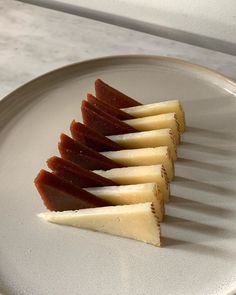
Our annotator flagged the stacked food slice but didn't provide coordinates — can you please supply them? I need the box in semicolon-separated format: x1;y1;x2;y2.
36;79;186;247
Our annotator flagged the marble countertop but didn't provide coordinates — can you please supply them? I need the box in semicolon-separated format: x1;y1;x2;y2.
1;0;236;99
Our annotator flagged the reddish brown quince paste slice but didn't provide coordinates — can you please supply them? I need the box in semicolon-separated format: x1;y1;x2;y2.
35;170;110;211
47;156;116;187
81;100;136;136
82;100;123;123
70;121;122;152
58;134;122;170
87;93;133;120
95;79;142;108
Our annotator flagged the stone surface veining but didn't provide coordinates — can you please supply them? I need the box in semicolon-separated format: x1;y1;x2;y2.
0;0;236;98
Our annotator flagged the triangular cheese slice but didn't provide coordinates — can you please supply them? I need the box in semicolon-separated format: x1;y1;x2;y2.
101;146;174;181
39;202;161;247
123;100;186;132
123;113;180;144
85;183;165;221
93;165;170;202
107;129;177;161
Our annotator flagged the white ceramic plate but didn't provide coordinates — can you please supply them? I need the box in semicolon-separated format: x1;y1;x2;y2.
0;55;236;295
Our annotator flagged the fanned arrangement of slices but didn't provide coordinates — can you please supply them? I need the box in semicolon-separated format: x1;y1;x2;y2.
36;79;186;247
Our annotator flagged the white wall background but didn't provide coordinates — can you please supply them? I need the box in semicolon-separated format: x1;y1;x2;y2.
22;0;236;54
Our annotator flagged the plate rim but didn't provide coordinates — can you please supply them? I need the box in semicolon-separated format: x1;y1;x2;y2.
0;54;236;295
0;54;235;109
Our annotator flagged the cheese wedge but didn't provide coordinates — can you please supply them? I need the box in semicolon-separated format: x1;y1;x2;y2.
93;165;170;202
107;129;177;161
38;202;161;246
85;183;165;221
123;100;186;132
101;146;174;181
123;113;180;144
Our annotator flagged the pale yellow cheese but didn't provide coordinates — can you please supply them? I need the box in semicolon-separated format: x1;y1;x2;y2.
39;202;161;247
123;113;180;144
101;146;174;181
85;183;165;221
93;165;170;202
107;129;177;161
123;100;186;132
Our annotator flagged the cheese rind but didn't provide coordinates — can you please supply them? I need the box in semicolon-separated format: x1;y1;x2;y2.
101;146;174;181
107;129;177;161
123;100;185;132
39;202;161;247
85;183;165;221
123;113;180;144
93;165;170;202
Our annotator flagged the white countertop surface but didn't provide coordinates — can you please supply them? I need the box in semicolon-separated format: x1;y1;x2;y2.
1;0;236;99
